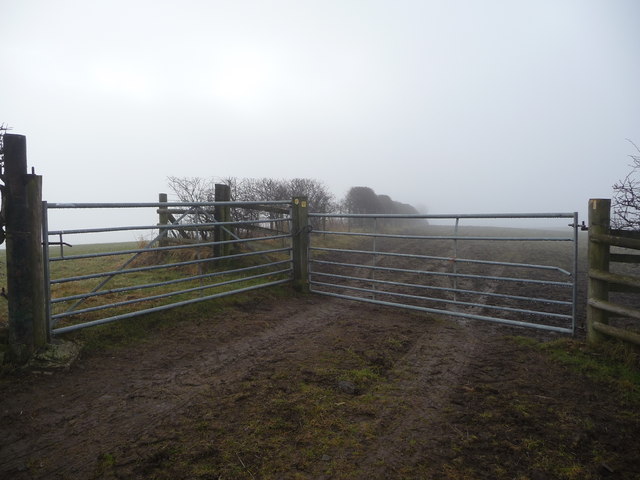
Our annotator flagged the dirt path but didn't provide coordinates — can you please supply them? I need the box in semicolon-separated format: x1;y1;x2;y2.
0;294;491;478
1;295;345;475
1;291;638;479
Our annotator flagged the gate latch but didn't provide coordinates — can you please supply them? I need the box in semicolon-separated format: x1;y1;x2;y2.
569;221;588;231
45;239;73;258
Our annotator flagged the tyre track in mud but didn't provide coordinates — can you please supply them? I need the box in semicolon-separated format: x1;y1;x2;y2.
344;236;512;473
0;296;368;479
356;318;491;474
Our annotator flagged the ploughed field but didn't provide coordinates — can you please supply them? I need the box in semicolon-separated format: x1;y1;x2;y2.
1;226;639;479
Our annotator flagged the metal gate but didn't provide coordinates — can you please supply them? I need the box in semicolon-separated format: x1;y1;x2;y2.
42;201;580;336
308;212;579;334
43;200;295;335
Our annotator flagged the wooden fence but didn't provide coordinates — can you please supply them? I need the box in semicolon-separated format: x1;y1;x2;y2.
587;198;640;346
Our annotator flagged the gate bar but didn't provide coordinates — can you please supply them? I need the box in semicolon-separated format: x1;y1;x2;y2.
312;259;573;287
51;279;291;335
49;233;290;262
47;200;292;208
312;230;573;242
52;268;292;321
311;247;572;275
317;291;573;334
312;281;572;319
311;271;573;306
48;217;291;236
312;212;576;219
51;247;291;284
52;260;292;304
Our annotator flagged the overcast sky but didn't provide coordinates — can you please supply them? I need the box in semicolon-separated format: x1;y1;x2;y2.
2;0;639;224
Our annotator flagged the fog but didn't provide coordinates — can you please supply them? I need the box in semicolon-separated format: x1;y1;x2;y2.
2;0;639;230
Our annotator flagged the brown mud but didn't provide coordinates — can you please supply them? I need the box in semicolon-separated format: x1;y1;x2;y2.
1;290;639;479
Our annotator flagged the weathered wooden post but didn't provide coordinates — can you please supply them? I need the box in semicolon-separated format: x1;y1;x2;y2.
158;193;169;247
214;184;231;257
291;196;309;292
3;134;47;364
222;187;231;256
587;198;611;344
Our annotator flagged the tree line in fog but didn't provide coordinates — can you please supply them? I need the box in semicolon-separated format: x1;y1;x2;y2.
166;176;419;216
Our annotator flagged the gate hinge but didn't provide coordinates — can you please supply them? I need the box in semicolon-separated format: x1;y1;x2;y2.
569;221;588;231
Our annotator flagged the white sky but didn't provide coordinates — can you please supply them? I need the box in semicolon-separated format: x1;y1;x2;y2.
2;0;639;225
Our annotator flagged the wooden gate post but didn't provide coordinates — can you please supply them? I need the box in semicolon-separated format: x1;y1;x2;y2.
214;184;231;257
291;197;309;292
587;198;611;344
3;134;47;364
158;193;169;247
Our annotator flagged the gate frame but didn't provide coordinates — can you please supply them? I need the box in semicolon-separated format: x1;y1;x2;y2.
42;198;302;336
307;211;579;335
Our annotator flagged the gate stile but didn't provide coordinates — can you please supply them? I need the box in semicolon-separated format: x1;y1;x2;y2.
308;212;579;334
43;200;295;335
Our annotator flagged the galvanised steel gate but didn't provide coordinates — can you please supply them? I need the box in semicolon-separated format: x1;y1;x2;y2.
42;200;579;336
308;212;579;334
43;200;295;335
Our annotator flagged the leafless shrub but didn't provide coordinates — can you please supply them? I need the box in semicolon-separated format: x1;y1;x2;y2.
166;176;337;238
612;140;640;231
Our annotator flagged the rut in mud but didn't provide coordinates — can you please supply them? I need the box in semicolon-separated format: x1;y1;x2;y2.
1;290;639;479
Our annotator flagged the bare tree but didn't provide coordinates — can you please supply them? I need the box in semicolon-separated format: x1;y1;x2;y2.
287;178;335;213
165;176;218;240
612;140;640;231
166;176;216;203
166;176;337;237
168;176;335;212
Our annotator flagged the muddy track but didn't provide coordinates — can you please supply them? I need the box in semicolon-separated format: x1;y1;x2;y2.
1;295;359;478
356;318;488;473
0;285;548;479
1;232;635;479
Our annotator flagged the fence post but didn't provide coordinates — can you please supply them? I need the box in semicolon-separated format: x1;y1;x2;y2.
3;134;47;364
587;198;611;344
158;193;169;247
291;196;309;292
214;184;231;257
